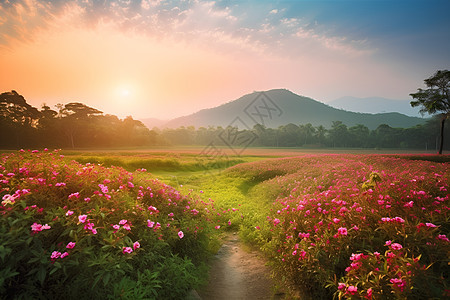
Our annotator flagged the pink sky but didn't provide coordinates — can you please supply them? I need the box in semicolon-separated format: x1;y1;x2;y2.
1;1;447;120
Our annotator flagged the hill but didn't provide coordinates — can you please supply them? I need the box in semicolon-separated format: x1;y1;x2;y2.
328;96;421;117
163;89;426;130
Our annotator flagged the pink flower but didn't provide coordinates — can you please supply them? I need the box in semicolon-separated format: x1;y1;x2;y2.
178;230;184;239
60;252;69;258
51;251;61;259
123;224;131;231
337;227;348;236
168;213;174;217
65;210;74;216
123;247;133;254
426;222;437;228
78;215;87;223
112;224;120;230
68;192;80;200
366;288;373;299
338;283;346;291
66;242;76;249
147;220;155;228
347;285;358;295
385;240;392;246
41;224;51;230
133;241;140;250
273;218;281;226
119;219;128;225
437;234;449;242
333;218;340;224
391;243;403;250
215;225;221;229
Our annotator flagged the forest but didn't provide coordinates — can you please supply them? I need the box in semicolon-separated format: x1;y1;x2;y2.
1;90;448;150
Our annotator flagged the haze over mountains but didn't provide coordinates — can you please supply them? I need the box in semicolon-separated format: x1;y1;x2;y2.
142;89;426;130
328;96;421;117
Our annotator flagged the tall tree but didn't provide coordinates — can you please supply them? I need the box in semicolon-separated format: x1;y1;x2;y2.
410;70;450;154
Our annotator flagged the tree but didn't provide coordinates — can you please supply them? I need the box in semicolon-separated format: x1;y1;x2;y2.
410;70;450;154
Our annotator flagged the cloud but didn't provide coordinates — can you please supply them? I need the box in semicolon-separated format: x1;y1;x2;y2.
0;0;375;59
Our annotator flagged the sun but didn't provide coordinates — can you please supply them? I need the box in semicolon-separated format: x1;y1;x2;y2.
119;87;131;98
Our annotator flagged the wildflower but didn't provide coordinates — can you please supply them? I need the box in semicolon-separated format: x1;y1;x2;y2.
404;201;414;208
119;219;128;225
123;224;131;231
66;242;76;249
178;230;184;239
333;218;340;224
426;222;437;228
147;220;155;228
391;243;403;250
66;210;74;216
55;182;66;187
41;224;51;230
337;227;348;236
437;234;449;242
366;288;373;299
31;223;43;232
122;247;133;254
112;224;120;230
347;285;357;295
338;283;346;291
273;218;281;226
78;215;87;223
68;192;80;200
133;241;140;250
51;251;61;259
215;225;221;229
385;240;392;246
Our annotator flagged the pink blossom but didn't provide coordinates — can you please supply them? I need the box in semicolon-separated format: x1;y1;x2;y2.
123;224;131;231
68;192;80;200
60;252;69;258
178;230;184;239
391;243;403;250
215;225;221;229
78;215;87;223
273;218;281;226
347;285;358;295
333;218;340;224
66;210;74;216
66;242;76;249
437;234;449;242
385;240;392;246
55;182;66;187
337;227;348;236
31;222;42;232
112;224;120;230
133;241;140;250
119;219;128;225
338;283;346;291
51;251;61;259
147;220;155;228
123;247;133;254
426;222;437;228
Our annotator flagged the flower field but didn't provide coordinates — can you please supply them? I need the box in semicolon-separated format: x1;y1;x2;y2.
221;154;449;299
1;150;449;299
0;150;225;299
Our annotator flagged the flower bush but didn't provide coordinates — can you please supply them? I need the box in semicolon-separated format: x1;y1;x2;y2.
0;149;218;299
225;154;449;299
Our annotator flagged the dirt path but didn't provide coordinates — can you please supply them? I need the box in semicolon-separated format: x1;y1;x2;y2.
193;233;286;300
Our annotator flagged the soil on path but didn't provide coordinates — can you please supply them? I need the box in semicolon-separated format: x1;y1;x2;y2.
194;233;286;300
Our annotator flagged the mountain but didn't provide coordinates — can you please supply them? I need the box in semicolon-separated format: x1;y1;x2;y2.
328;96;421;117
163;89;426;130
140;117;168;129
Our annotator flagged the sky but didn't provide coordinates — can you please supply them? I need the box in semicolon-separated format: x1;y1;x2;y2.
1;0;449;120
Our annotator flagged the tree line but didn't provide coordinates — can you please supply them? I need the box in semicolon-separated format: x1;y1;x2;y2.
1;90;448;151
0;91;158;149
158;119;449;150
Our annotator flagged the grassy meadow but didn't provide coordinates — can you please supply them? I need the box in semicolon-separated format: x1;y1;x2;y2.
1;148;448;299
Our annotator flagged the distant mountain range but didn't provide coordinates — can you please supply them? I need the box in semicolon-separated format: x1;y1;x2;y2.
328;96;421;117
141;89;427;130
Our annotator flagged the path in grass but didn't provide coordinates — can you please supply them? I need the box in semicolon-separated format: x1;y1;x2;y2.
194;233;285;300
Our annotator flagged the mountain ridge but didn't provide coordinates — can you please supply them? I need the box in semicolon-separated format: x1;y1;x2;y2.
151;89;426;130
